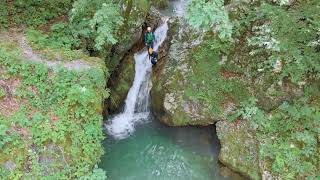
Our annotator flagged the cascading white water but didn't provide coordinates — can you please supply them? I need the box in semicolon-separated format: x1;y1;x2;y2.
173;0;188;16
106;20;169;140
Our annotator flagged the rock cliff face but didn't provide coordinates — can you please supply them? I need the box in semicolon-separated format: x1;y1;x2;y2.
106;7;163;113
151;17;242;126
106;1;319;179
149;16;261;179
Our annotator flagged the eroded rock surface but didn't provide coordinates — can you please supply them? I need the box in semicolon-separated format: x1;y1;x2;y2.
216;120;260;180
151;18;218;126
107;7;164;112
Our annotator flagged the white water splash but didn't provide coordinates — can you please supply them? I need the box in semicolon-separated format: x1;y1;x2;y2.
173;0;188;17
106;21;169;139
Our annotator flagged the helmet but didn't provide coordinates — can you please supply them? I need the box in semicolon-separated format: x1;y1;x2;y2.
147;27;152;31
148;48;153;55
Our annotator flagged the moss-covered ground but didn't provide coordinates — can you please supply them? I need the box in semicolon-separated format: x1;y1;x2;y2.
0;31;108;178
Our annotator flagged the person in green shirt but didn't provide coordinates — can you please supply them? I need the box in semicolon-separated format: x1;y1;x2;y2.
144;26;155;49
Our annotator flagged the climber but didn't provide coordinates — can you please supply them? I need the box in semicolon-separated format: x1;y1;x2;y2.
144;26;155;49
148;47;158;66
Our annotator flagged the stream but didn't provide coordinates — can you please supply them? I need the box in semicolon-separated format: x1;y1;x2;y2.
100;1;242;179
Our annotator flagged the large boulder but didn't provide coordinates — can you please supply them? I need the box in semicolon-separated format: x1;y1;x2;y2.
145;7;163;30
151;18;218;126
216;120;261;180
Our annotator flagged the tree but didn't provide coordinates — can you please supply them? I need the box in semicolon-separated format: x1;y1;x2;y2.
70;0;123;50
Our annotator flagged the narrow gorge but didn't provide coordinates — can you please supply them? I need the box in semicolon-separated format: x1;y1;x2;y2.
0;0;319;179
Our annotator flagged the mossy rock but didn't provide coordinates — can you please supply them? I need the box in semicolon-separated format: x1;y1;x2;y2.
216;120;261;180
151;18;250;126
108;55;135;112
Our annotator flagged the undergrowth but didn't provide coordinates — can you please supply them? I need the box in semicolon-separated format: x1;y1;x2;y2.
222;0;320;178
0;0;73;28
0;47;108;179
186;38;250;115
26;28;83;62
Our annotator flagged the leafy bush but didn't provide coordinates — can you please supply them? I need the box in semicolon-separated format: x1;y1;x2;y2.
197;0;320;178
70;0;124;50
187;0;233;41
0;0;73;28
80;165;107;180
26;28;90;61
0;45;108;178
228;96;319;178
242;1;320;83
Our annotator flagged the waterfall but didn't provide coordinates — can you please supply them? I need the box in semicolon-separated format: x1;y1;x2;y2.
173;0;188;16
106;20;169;140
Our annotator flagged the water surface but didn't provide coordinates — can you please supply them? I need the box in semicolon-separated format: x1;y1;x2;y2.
100;1;242;179
100;117;235;180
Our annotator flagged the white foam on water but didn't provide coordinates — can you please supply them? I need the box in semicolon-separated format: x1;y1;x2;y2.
106;21;169;140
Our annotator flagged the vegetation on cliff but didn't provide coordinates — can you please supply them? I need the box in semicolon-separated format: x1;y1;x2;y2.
186;0;319;178
1;0;319;179
0;34;108;178
0;0;167;178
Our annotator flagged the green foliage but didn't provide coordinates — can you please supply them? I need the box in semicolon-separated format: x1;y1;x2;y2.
70;0;124;50
67;0;151;70
229;96;319;178
0;124;14;149
240;1;320;83
227;97;260;122
0;87;5;100
49;22;80;49
27;27;76;50
26;28;94;62
187;0;233;41
213;1;320;178
248;24;280;54
0;4;8;29
0;45;108;178
186;38;250;115
0;0;73;28
80;165;107;180
90;2;124;49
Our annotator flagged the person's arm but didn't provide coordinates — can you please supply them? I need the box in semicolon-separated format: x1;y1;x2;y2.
144;33;147;44
152;33;156;41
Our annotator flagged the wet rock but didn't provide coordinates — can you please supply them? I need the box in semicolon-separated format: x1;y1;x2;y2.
113;28;142;57
216;120;261;180
106;7;165;113
145;7;163;30
107;55;135;112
